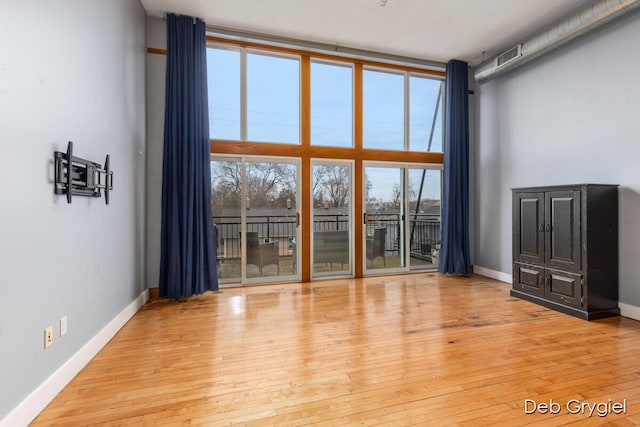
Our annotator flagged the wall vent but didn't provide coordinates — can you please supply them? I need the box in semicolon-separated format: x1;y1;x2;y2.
476;0;640;83
495;44;523;68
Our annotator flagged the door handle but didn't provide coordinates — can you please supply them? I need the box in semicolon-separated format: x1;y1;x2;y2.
539;224;544;232
363;212;368;225
296;212;300;228
546;224;551;232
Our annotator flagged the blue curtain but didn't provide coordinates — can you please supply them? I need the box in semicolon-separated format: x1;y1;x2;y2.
159;14;218;298
439;60;471;275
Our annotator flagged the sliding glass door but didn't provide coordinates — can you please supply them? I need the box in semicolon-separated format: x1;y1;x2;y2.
311;160;353;278
211;157;439;283
211;156;300;285
363;164;407;275
363;162;442;275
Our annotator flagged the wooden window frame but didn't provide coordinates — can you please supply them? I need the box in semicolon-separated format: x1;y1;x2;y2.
149;36;445;281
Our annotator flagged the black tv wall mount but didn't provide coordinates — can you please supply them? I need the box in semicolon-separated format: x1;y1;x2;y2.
54;141;113;204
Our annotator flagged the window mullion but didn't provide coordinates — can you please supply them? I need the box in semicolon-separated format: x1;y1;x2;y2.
426;82;442;152
240;48;247;141
404;72;410;151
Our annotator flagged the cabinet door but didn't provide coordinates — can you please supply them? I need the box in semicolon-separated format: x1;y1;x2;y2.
513;192;544;264
513;263;545;297
545;190;581;271
545;269;583;308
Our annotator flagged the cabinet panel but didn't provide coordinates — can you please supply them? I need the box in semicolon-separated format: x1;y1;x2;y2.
513;263;545;297
546;269;582;308
545;190;581;271
513;192;544;264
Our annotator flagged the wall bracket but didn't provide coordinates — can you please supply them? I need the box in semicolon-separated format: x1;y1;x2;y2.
54;141;113;204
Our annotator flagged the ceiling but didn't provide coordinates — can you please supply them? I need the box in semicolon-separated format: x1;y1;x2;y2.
140;0;595;66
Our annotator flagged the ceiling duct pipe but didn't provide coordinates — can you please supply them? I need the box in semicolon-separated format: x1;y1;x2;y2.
475;0;640;83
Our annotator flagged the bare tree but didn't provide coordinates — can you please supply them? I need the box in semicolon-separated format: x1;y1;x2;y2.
321;165;350;207
312;166;326;207
211;161;242;213
312;165;351;208
211;161;298;209
390;184;401;210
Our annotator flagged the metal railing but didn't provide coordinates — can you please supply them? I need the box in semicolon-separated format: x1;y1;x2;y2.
313;214;350;232
213;213;440;260
366;214;440;258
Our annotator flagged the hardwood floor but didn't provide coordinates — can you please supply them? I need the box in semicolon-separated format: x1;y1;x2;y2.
32;273;640;426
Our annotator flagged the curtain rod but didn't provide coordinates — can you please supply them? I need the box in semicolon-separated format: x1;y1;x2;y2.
157;14;446;72
204;24;446;72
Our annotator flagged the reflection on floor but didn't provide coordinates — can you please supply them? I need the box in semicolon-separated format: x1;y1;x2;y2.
217;255;436;279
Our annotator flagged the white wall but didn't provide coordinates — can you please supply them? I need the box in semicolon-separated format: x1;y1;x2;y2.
473;9;640;308
0;0;146;421
146;16;166;289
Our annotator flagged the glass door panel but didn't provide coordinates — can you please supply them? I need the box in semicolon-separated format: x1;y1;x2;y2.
363;165;407;274
311;161;353;278
408;168;442;271
210;157;242;284
245;160;299;281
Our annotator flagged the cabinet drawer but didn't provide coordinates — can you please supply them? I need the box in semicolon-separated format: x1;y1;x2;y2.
513;263;545;297
546;269;582;308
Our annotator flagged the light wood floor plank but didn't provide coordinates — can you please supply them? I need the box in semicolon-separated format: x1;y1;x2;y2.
31;273;640;425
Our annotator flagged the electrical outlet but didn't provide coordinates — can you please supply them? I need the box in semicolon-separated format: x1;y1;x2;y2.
44;326;53;349
60;316;68;336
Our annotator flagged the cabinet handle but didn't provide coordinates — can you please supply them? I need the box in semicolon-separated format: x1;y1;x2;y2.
546;224;551;232
539;224;544;232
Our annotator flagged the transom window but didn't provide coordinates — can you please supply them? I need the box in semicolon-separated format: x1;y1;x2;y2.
207;46;300;144
310;60;353;148
207;46;241;140
207;44;443;153
363;68;443;152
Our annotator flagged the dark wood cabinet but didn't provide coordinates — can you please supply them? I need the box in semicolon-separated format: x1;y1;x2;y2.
512;184;619;320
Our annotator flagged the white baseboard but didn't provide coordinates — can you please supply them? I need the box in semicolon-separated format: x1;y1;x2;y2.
473;265;512;283
619;302;640;321
0;289;149;427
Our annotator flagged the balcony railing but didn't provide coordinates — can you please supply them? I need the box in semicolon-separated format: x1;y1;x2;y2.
213;213;440;262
